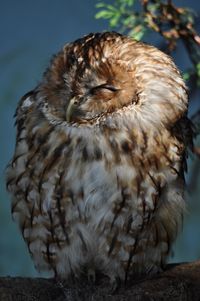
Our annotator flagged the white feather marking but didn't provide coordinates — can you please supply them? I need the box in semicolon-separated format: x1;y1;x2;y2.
22;96;33;109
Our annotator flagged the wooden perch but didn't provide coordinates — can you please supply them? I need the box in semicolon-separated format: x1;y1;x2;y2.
1;260;200;300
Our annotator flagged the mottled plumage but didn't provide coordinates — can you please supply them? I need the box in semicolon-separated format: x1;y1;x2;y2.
6;32;190;283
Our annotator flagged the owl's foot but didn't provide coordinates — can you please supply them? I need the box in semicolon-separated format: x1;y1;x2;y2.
55;282;78;301
109;276;121;293
54;281;70;299
87;268;96;283
146;264;163;275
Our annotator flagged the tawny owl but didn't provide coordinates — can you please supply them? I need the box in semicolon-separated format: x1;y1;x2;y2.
6;32;190;284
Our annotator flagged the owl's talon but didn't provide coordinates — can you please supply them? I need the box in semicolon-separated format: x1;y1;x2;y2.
109;276;121;293
55;280;65;289
87;268;96;283
54;281;72;299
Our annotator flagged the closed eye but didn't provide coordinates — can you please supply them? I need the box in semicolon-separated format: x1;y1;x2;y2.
90;84;119;94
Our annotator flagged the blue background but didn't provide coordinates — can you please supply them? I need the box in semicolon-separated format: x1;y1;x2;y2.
0;0;200;277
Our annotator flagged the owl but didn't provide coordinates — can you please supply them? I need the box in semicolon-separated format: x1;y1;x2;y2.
6;32;190;285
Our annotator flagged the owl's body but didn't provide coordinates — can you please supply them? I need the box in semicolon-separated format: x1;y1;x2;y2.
6;32;189;282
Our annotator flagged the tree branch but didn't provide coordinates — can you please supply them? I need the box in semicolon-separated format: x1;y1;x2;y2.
141;0;200;64
1;261;200;301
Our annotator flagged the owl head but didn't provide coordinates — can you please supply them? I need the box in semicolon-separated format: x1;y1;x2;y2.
38;32;188;129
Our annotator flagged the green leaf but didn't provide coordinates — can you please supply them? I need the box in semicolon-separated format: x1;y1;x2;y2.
96;3;106;8
110;14;121;27
118;0;134;6
123;15;136;26
95;10;115;19
196;62;200;75
183;72;190;81
127;0;134;6
128;25;146;41
195;63;200;86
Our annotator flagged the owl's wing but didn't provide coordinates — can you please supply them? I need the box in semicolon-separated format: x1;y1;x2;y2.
172;116;195;172
6;91;38;226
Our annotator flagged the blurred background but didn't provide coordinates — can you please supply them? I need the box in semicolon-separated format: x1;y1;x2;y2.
0;0;200;277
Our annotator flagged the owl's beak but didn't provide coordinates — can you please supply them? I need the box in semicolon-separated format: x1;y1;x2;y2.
66;97;78;122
